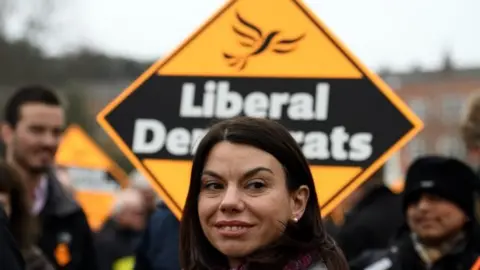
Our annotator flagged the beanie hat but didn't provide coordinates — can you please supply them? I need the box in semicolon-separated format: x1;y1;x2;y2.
403;155;480;219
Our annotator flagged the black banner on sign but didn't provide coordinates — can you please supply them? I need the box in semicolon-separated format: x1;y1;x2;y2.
105;75;413;167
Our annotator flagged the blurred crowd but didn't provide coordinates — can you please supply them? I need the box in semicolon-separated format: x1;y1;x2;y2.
2;84;480;270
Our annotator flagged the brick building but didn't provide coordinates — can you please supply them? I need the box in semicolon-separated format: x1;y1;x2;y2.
381;56;480;170
2;55;478;173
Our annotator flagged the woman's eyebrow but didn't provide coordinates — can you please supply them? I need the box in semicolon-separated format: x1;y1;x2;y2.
202;167;273;180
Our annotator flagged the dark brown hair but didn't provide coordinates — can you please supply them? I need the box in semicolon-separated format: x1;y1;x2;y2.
180;117;348;270
0;161;36;248
4;85;61;128
460;90;480;150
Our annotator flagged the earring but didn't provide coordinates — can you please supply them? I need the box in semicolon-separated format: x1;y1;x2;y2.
292;217;298;223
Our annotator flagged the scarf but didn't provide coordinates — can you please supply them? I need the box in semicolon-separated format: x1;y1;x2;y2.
231;251;320;270
411;232;466;268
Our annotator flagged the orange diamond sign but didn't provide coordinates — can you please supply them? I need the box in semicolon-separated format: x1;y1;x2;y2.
97;0;423;219
56;124;129;189
55;124;129;229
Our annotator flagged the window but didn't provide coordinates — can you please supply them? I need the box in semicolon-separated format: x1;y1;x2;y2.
406;137;427;161
408;98;428;121
441;94;464;125
435;135;466;158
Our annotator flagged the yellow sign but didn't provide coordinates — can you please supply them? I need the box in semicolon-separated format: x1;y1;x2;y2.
55;124;129;229
96;0;423;219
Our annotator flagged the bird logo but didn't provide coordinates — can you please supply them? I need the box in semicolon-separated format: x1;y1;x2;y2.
223;12;306;71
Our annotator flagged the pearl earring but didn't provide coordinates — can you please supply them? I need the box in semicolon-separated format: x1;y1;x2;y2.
292;217;298;222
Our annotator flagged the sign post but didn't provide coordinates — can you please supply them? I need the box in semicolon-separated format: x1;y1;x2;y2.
97;0;423;219
55;124;129;230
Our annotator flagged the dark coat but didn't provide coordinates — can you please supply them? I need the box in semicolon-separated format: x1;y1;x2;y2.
95;218;143;270
334;186;404;261
350;226;480;270
134;204;180;270
37;172;98;270
22;246;55;270
0;205;25;270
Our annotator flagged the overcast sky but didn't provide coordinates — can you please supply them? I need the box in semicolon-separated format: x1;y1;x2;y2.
8;0;479;72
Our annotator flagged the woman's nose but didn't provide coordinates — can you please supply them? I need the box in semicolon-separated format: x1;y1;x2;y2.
219;185;245;213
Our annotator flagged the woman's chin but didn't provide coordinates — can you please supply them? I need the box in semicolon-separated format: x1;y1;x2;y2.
217;243;255;259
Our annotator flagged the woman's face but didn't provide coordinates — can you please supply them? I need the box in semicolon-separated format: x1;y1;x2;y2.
0;192;11;217
198;142;309;266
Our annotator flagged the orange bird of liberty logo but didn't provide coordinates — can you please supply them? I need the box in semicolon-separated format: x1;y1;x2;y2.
223;12;306;71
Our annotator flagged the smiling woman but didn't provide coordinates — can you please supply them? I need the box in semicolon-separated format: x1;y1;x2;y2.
180;116;348;270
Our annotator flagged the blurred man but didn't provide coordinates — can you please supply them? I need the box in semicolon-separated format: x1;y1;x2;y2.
332;167;404;261
350;156;480;270
130;170;158;218
1;85;97;269
95;188;147;270
0;204;25;270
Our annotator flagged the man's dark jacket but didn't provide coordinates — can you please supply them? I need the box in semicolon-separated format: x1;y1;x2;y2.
0;205;25;270
334;185;404;261
95;218;143;270
37;171;98;270
134;203;180;270
350;225;480;270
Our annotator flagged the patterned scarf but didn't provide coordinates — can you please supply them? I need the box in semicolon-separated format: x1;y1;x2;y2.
231;251;320;270
411;232;466;268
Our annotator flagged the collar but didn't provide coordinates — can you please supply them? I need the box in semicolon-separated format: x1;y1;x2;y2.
100;218;143;243
31;176;48;215
40;170;79;217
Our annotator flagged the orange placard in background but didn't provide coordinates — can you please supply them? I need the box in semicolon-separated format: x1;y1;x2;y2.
56;124;129;230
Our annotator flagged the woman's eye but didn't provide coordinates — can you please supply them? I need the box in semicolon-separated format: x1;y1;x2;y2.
246;180;266;189
203;182;224;190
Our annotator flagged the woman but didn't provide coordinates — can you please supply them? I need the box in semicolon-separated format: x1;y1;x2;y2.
180;117;348;270
0;161;55;270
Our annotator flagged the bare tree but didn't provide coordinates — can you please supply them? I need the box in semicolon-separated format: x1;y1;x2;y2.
0;0;14;36
0;0;64;44
22;0;61;45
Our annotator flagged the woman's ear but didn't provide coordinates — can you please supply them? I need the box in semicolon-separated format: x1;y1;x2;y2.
290;185;309;221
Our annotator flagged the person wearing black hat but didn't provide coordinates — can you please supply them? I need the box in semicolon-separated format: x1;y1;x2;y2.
349;155;480;270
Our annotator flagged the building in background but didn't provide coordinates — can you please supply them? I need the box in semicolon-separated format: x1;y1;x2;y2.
2;55;479;177
382;55;480;170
